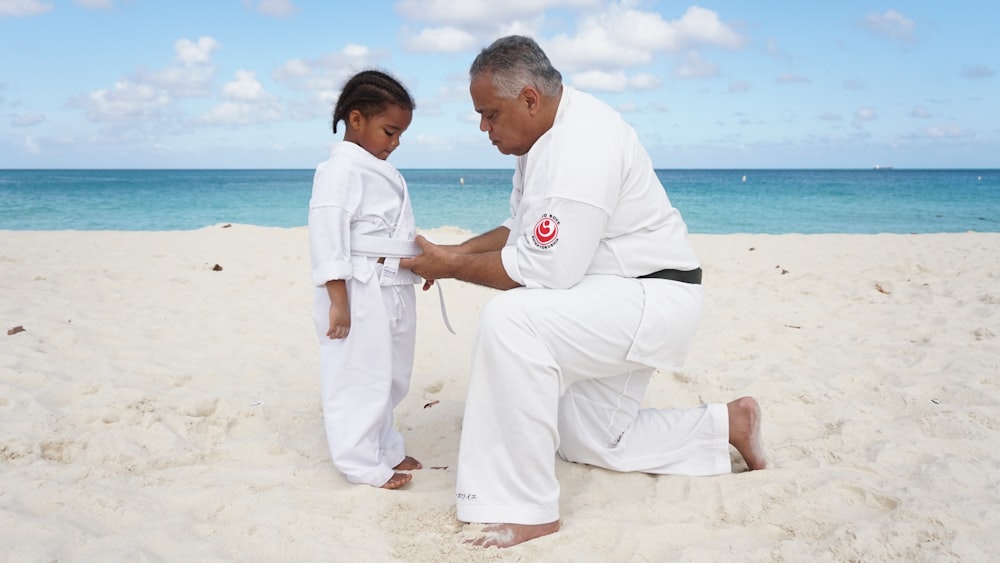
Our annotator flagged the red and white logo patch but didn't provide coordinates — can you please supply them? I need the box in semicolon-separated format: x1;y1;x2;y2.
531;214;559;249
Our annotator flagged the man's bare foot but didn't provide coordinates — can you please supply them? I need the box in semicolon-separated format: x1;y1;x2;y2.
727;396;768;470
465;521;560;548
380;472;412;490
393;456;422;471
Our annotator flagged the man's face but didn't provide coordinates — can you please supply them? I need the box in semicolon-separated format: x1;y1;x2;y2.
470;74;537;156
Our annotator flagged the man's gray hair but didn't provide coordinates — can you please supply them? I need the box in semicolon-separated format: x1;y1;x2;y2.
469;35;563;99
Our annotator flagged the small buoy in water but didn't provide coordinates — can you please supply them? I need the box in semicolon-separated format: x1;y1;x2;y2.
459;177;464;185
978;176;982;181
742;175;747;183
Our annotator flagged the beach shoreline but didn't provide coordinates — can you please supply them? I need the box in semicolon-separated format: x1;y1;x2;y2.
1;225;997;561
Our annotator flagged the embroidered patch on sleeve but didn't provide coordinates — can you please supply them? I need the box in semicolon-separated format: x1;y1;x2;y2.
531;214;559;249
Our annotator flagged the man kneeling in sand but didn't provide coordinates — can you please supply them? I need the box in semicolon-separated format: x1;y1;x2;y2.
401;35;767;548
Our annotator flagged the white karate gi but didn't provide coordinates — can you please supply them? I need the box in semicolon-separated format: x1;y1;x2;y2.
308;141;419;487
455;87;732;525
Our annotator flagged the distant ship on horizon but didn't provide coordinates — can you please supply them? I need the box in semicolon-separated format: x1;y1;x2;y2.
873;164;894;170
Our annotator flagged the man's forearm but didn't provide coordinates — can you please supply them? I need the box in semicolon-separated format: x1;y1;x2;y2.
455;226;510;254
450;249;520;290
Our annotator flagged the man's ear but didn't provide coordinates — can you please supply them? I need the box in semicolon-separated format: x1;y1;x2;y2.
521;86;541;114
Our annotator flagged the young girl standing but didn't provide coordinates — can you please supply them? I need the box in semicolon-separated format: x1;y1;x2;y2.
308;69;422;490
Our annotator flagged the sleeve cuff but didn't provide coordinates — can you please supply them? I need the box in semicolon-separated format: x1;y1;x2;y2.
311;260;353;287
500;245;526;287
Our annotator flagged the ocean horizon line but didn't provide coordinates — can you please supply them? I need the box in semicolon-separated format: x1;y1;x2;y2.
2;166;998;172
3;168;996;234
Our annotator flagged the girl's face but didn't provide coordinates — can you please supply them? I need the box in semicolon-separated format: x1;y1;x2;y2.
344;104;413;160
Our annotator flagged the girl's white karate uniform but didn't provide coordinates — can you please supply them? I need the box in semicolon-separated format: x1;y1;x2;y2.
455;87;731;526
308;141;420;488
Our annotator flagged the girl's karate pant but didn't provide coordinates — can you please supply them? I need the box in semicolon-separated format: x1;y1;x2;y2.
313;277;416;488
455;275;731;525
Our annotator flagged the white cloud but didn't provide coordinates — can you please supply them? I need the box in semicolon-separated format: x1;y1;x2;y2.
917;123;975;139
414;100;443;117
675;51;718;79
618;101;638;113
10;112;45;126
138;37;220;98
776;73;810;84
404;26;479;53
395;0;598;25
572;69;627;92
664;5;745;49
910;106;932;118
221;70;274;102
572;70;667;92
275;59;310;80
273;44;379;93
24;136;41;153
397;3;547;54
199;70;281;126
285;95;331;121
765;38;791;63
198;100;282;126
145;65;215;98
243;0;297;17
852;106;877;129
728;80;751;93
547;27;654;71
628;73;661;90
0;0;52;17
413;132;454;147
175;36;219;66
437;81;472;102
861;10;916;44
548;5;744;73
961;64;995;79
71;36;219;125
81;79;171;122
73;0;113;9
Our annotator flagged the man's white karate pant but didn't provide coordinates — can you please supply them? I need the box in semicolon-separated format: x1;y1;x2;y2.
313;276;416;487
455;275;731;525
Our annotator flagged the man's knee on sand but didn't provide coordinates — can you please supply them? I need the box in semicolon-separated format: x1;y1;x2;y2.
477;289;532;333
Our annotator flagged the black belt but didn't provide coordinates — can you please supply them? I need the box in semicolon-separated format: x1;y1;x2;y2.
638;267;702;284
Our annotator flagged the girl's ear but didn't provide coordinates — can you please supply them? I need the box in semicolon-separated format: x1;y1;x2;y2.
348;109;365;131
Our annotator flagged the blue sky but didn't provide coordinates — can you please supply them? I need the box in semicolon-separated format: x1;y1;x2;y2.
1;0;996;169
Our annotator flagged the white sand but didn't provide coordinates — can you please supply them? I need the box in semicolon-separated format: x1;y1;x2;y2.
1;225;997;561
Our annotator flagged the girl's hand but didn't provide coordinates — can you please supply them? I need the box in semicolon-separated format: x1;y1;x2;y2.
327;304;351;339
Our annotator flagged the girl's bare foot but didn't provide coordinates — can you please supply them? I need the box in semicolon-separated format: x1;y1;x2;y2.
380;472;412;489
465;521;560;548
727;396;768;470
394;456;422;471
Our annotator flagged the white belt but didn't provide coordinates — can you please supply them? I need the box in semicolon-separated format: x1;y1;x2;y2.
351;234;421;258
351;234;455;334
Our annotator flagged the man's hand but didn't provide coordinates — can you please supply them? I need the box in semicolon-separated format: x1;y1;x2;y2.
401;235;452;281
401;233;519;291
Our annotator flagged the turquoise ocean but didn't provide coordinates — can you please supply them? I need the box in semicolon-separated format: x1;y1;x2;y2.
1;168;998;234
